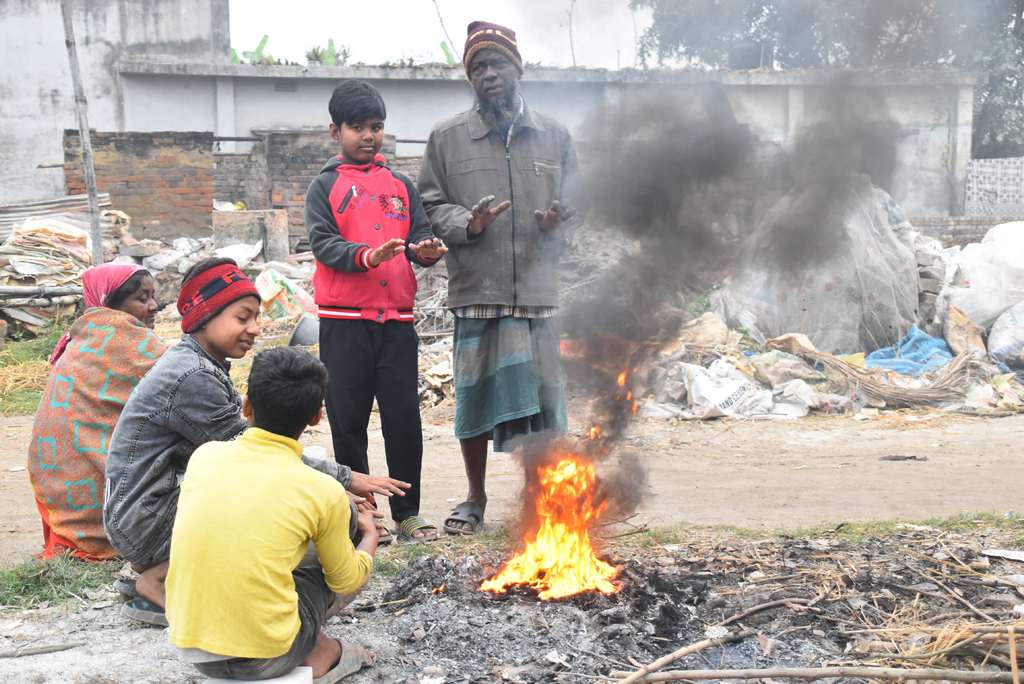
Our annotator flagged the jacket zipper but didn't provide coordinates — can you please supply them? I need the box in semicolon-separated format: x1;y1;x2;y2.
338;184;357;215
506;147;517;306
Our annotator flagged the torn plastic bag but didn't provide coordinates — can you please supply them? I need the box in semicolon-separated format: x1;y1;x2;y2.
864;325;954;376
988;301;1024;369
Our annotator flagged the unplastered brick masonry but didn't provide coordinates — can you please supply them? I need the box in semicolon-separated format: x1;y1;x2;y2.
64;130;215;240
65;130;416;251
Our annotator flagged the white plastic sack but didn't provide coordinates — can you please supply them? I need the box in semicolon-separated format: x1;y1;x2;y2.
677;361;774;419
988;301;1024;369
143;249;184;274
942;222;1024;330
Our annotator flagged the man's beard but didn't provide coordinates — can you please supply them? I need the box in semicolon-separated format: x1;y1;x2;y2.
475;80;521;130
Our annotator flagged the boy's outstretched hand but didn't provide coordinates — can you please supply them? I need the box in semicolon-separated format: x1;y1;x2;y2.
368;238;407;266
407;238;448;260
534;200;576;234
468;195;511;235
349;471;410;499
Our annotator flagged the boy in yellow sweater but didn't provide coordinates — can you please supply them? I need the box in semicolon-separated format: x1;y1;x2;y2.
166;347;378;682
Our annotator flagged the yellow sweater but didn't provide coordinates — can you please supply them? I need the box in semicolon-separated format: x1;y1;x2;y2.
166;428;372;659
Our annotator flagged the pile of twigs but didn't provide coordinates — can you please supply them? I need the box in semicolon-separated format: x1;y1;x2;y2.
796;348;978;407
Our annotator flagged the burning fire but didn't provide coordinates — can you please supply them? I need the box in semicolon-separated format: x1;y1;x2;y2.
479;455;618;600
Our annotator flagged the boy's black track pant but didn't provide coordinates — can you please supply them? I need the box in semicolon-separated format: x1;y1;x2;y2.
319;318;421;523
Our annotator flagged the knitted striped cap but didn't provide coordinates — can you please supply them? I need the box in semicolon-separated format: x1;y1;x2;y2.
463;21;524;79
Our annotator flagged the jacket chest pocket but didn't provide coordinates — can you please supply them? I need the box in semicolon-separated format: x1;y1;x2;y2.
444;157;502;205
516;157;562;204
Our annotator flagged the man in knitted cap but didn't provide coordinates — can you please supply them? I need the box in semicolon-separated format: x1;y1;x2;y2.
418;21;584;535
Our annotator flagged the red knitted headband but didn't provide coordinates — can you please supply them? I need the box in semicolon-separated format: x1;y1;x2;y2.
177;263;260;333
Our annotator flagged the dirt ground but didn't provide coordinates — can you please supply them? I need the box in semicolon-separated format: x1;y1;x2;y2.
3;397;1022;565
2;398;1023;683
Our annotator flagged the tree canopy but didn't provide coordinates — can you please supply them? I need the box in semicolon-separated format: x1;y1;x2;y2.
630;0;1024;157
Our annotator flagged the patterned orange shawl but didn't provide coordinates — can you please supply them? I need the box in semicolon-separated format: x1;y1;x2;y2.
28;308;166;560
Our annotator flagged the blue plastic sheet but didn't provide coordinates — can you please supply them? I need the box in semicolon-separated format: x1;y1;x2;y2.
864;325;954;376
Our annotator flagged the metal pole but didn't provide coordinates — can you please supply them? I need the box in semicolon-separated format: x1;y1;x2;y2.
60;0;104;267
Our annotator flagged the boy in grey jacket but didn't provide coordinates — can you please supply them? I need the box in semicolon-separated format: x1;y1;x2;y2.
104;258;408;626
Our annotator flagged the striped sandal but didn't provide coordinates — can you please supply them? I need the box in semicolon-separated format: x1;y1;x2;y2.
397;516;438;542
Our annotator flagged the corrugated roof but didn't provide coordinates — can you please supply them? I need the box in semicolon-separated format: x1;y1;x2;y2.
0;194;111;241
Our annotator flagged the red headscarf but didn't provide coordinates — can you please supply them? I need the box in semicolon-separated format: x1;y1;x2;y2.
50;263;147;365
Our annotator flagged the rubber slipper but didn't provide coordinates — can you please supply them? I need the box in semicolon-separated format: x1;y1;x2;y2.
443;501;484;536
377;526;394;547
121;597;168;627
113;577;141;599
313;639;375;683
397;515;438;542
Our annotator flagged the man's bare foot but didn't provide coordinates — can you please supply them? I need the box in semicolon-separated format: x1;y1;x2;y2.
134;561;169;608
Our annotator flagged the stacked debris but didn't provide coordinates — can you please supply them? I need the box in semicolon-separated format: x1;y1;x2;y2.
565;308;1022;422
329;525;1024;684
0;218;92;334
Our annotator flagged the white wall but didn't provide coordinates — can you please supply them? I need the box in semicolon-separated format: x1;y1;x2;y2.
0;0;228;203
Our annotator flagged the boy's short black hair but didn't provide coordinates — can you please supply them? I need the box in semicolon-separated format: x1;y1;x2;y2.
182;257;238;284
329;80;387;127
106;270;152;310
247;347;329;437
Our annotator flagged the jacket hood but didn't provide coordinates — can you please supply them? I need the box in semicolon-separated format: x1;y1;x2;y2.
319;153;388;175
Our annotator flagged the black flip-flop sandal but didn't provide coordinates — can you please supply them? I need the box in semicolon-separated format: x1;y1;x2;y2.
375;525;394;546
113;577;141;599
443;501;484;536
121;597;168;627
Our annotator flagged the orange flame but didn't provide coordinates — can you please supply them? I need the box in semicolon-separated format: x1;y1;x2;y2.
480;455;618;600
585;426;601;441
432;584;445;594
617;371;627;387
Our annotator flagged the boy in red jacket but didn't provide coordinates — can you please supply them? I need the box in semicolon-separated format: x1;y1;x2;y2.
305;80;447;542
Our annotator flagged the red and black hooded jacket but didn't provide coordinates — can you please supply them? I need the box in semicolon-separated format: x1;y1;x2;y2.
305;154;439;323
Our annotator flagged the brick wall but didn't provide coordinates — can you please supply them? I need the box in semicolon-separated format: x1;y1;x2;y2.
64;130;214;239
393;155;423;183
910;215;1024;246
212;152;249;204
251;131;396;252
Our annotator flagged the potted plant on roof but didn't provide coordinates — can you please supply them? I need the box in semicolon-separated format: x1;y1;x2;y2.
324;39;351;66
306;45;324;66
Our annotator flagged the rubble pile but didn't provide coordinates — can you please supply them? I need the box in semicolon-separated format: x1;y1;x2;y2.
327;526;1024;683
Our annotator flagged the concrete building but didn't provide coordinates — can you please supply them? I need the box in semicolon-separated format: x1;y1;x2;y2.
0;0;230;203
0;0;982;219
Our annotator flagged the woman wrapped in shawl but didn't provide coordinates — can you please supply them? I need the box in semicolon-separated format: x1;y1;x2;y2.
28;263;166;560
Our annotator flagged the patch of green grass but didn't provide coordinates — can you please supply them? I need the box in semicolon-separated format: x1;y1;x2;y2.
0;322;70;367
0;388;42;415
371;526;511;581
0;553;120;609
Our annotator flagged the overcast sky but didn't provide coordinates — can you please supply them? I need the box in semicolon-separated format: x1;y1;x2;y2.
229;0;654;70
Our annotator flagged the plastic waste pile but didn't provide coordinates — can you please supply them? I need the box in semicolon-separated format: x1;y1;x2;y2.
568;309;1022;422
713;176;919;355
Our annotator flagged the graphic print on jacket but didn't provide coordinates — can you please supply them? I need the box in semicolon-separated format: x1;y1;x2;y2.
305;153;438;323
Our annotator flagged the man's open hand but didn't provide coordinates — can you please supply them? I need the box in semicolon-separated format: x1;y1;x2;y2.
368;238;407;266
349;472;410;499
534;200;575;233
407;238;448;260
468;195;511;235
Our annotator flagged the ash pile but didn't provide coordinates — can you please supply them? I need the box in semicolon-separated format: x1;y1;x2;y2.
327;524;1024;684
